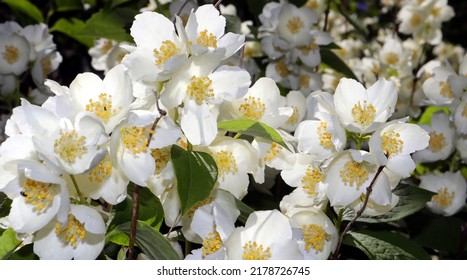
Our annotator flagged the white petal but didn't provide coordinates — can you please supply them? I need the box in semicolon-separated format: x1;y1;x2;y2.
180;101;218;146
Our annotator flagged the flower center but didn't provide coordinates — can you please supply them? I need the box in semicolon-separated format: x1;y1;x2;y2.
153;40;179;65
318;121;333;149
54;130;88;164
339;160;370;189
242;241;271;260
351;101;376;128
201;229;223;258
214;150;238;180
432;187;454;208
306;0;319;10
239;96;266;120
197;29;217;48
385;52;400;66
263;142;283;163
286;106;299;125
462;104;467;118
431;7;441;17
302;166;323;196
121;126;149;155
410;14;422;27
438;80;454;99
151;147;171;174
42;57;52;77
299;73;310;88
287;16;304;34
382;130;404;157
299;38;319;56
85;93;120;122
187;76;214;104
303;224;329;252
55;213;86;248
428;131;446;152
2;45;19;64
88;156;112;183
275;60;289;77
22;178;58;212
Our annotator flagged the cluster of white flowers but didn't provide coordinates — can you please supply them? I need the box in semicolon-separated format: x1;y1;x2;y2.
0;0;465;260
0;21;62;103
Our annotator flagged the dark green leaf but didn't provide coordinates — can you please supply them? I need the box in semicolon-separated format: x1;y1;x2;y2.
321;42;341;50
343;229;430;260
343;183;434;223
171;145;218;215
118;221;181;259
235;196;254;224
0;228;21;260
3;0;44;23
81;7;137;42
6;244;38;260
50;18;94;47
335;3;369;37
218;119;289;150
54;0;83;12
224;15;242;34
412;216;463;253
320;49;358;80
0;193;11;218
108;186;164;230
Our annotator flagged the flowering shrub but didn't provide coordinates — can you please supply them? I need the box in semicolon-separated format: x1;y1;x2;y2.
0;0;465;260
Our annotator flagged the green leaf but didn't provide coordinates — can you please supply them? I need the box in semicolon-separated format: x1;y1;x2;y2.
50;18;94;47
54;0;83;12
343;229;430;260
108;186;164;230
171;145;218;215
416;106;450;125
0;193;11;218
81;7;137;42
320;48;358;80
0;228;21;260
218;119;289;150
343;183;434;223
224;15;242;34
234;196;254;224
6;244;38;260
412;216;464;253
107;231;130;246
335;3;369;37
3;0;44;23
118;221;181;259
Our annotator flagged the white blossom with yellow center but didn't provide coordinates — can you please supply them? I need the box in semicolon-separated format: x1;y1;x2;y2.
422;65;461;106
0;33;30;75
419;171;466;216
69;64;133;134
369;119;429;178
334;78;398;133
413;111;456;163
225;210;302;260
325;150;391;207
33;205;106;259
276;3;317;46
183;4;245;58
8;161;70;234
285;207;337;260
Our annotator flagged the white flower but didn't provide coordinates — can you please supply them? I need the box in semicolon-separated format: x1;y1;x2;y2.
224;210;302;260
280;90;307;132
89;39;130;73
419;171;466;216
0;33;30;75
183;4;245;58
413;111;456;163
31;49;62;89
122;10;187;82
292;30;332;68
334;78;398;133
33;204;106;259
21;100;108;174
325;150;391;207
422;65;460;106
231;77;293;129
369;119;429;178
285;207;337;260
69;65;134;133
7;160;69;233
276;4;317;46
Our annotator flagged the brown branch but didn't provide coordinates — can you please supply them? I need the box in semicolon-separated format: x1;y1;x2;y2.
214;0;223;8
331;165;385;259
323;0;332;32
127;184;140;260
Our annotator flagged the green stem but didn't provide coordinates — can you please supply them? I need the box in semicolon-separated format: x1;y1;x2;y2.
334;208;344;233
69;174;86;204
233;132;242;139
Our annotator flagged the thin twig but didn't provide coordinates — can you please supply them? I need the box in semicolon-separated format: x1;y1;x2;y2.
323;0;332;32
332;165;385;260
214;0;223;8
127;184;140;260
